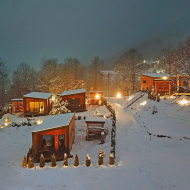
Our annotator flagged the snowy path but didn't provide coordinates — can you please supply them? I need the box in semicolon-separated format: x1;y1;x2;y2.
0;97;190;190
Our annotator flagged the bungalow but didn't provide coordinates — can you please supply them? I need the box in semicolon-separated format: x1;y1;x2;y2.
11;99;24;113
59;89;86;112
23;92;54;117
141;73;176;95
89;91;103;105
32;113;75;162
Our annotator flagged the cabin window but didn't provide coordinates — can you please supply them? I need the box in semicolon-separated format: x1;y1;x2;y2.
143;80;146;83
29;102;44;112
41;135;55;150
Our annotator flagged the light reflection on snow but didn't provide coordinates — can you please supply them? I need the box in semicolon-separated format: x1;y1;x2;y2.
139;101;147;106
178;100;189;105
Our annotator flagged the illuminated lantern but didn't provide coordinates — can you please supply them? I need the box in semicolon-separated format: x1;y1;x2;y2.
96;94;100;99
117;93;121;98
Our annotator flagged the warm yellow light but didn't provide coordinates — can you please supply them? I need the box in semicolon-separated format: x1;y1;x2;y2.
163;76;167;80
4;123;8;126
117;93;121;98
140;101;147;106
143;60;146;63
96;94;100;99
36;120;43;125
178;100;188;105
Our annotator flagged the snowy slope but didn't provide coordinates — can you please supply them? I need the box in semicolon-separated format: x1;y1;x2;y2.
0;96;190;190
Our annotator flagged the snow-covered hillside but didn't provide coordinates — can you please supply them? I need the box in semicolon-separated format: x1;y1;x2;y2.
0;94;190;190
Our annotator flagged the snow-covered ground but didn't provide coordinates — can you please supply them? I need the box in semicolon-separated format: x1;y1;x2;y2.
0;94;190;190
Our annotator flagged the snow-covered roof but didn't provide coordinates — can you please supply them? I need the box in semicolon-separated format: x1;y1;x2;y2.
32;113;74;132
85;117;106;123
11;99;23;101
142;73;171;78
59;89;85;96
23;92;53;99
90;91;103;93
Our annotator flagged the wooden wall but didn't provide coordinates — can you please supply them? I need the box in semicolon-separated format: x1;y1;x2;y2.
68;115;75;152
12;101;24;113
61;93;85;111
141;75;154;91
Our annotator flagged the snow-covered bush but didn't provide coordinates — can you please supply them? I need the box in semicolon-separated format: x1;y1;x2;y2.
63;153;68;166
28;155;34;168
109;153;115;165
86;154;91;167
39;154;45;168
74;154;79;167
49;95;71;115
51;153;56;167
22;155;27;168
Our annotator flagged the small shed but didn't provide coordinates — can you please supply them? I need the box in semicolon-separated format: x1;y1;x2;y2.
11;99;24;113
32;113;75;162
141;73;176;95
59;89;86;112
85;117;105;141
23;92;54;117
89;91;103;105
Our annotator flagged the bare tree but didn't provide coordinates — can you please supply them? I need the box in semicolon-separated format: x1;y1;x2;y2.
62;57;86;90
114;48;145;95
0;58;9;106
11;63;31;98
158;46;177;75
37;58;62;93
88;57;104;91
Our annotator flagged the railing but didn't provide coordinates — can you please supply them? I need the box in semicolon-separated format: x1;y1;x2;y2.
126;92;145;108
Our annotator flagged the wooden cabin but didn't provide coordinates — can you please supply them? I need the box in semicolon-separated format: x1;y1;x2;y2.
176;74;190;95
89;91;103;105
141;73;176;95
59;89;86;112
11;99;24;113
32;113;75;162
23;92;54;117
85;117;105;141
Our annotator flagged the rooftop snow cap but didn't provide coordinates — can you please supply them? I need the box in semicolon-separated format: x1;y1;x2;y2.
32;113;74;132
142;73;172;78
23;92;53;99
59;89;85;96
85;117;106;123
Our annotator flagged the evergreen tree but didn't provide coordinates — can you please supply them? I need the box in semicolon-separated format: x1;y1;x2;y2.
49;95;71;115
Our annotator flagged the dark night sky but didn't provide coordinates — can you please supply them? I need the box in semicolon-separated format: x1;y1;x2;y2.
1;0;190;73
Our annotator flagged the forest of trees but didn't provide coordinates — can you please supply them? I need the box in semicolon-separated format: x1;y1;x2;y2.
1;36;190;106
